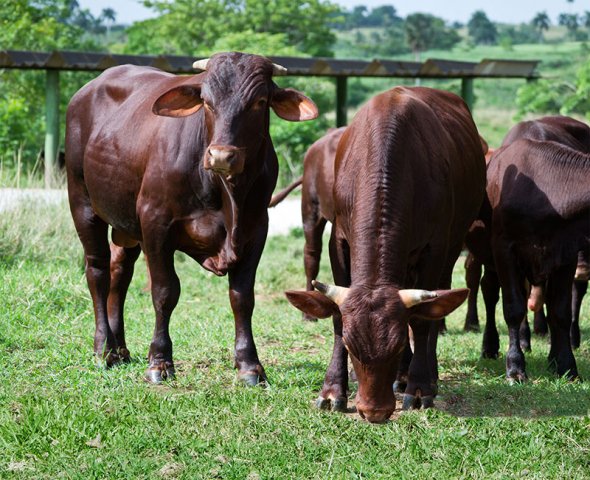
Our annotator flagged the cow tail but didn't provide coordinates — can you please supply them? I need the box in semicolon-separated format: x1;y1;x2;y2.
268;176;303;207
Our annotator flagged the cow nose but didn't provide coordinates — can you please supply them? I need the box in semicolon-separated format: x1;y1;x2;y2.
357;405;394;423
205;146;243;175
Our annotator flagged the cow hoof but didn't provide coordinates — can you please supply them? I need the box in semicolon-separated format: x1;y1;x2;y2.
464;324;480;333
506;372;527;384
402;394;421;410
237;371;266;387
421;395;435;409
144;364;176;384
393;380;407;393
481;351;499;360
520;342;531;353
302;314;318;322
315;396;346;412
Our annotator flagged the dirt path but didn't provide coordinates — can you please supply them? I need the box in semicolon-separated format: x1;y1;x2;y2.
0;188;302;236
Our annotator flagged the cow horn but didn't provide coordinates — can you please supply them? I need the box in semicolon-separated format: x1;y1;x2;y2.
192;58;210;71
272;63;288;76
398;289;438;308
312;280;350;305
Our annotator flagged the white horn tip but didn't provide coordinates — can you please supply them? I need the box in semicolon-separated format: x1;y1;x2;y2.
272;64;288;76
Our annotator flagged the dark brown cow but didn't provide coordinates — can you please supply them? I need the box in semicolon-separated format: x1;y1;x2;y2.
65;52;318;384
465;116;590;360
269;127;344;321
285;86;486;422
485;134;590;380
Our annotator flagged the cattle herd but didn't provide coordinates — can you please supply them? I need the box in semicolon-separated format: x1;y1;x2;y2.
64;52;589;423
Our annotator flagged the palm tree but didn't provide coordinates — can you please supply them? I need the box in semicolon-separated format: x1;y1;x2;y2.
531;11;550;42
101;7;116;40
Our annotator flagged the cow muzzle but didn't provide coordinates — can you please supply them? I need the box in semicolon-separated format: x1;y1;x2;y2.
355;396;395;423
204;145;245;177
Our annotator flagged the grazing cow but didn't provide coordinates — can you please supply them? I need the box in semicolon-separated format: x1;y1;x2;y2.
65;52;318;384
486;135;590;381
465;116;590;360
285;86;486;422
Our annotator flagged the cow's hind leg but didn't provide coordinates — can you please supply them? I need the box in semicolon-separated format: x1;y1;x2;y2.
316;231;350;412
571;279;586;349
480;267;500;359
302;200;327;321
546;264;579;379
107;243;142;362
69;193;119;367
464;252;481;332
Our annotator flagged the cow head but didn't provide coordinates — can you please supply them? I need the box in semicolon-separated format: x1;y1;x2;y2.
285;281;468;423
152;52;318;178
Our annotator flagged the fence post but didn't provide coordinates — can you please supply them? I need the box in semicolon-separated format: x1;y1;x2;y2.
44;69;60;189
336;76;347;127
461;77;474;112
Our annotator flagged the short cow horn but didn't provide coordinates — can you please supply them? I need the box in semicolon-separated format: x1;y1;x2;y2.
192;58;210;71
398;289;438;308
272;63;288;76
312;280;350;305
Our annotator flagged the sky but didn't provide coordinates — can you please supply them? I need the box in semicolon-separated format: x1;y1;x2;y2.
78;0;588;26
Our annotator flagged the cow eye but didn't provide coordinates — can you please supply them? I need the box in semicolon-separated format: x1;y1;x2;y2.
251;98;267;111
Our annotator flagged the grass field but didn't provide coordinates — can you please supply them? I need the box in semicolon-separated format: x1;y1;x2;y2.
1;200;589;479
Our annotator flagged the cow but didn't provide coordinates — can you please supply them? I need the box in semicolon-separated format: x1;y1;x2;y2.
285;86;486;423
65;52;318;385
485;133;590;381
464;116;590;361
270;127;345;320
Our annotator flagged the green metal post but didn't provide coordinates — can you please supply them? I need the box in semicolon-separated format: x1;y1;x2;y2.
44;69;60;189
461;77;474;113
336;76;347;127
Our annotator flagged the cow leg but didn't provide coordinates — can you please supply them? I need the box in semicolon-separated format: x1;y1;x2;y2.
393;342;412;393
228;231;268;387
403;320;438;409
463;252;481;332
107;243;142;362
316;231;350;412
481;267;500;359
546;264;579;379
533;308;548;336
571;279;586;349
519;317;531;352
143;247;179;383
302;206;327;322
69;192;118;367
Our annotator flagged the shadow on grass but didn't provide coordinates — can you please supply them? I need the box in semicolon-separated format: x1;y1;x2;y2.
438;346;590;418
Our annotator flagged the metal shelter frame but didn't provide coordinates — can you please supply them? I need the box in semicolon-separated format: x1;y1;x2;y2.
0;50;540;187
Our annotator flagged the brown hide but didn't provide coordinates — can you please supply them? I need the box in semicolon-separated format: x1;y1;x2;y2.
486;135;590;380
65;52;318;384
287;86;486;422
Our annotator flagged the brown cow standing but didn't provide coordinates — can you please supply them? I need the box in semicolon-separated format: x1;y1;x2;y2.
485;132;590;380
465;116;590;360
285;86;486;422
65;52;318;384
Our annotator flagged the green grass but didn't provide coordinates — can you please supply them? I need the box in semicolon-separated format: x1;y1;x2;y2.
1;201;589;479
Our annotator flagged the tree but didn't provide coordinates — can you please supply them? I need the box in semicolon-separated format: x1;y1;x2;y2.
365;5;400;27
101;7;117;39
559;13;579;39
130;0;339;57
467;10;497;45
531;11;550;42
404;13;460;60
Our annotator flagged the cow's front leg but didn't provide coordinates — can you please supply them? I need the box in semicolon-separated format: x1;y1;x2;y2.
316;230;350;411
107;243;142;362
144;249;179;383
228;230;268;386
403;320;437;409
316;311;348;412
546;264;579;379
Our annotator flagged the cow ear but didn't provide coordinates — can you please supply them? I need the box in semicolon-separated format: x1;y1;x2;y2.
408;288;469;320
153;85;203;117
285;290;339;318
271;88;319;121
